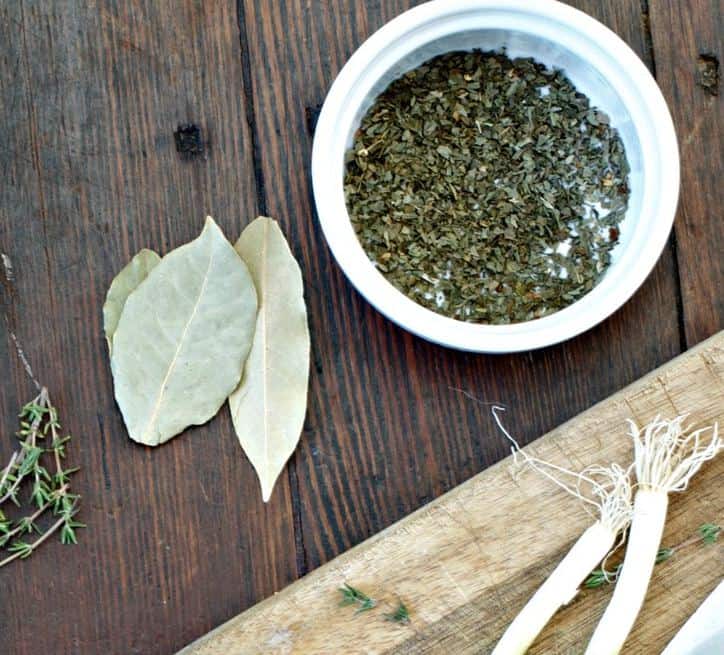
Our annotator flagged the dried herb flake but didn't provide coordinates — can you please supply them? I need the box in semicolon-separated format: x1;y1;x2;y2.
345;50;630;324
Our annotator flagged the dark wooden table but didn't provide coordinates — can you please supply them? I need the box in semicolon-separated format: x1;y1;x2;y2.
1;2;721;654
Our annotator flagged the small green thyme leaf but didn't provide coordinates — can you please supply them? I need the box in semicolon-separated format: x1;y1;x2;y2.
339;583;377;614
584;568;613;589
8;540;33;558
655;547;674;564
586;549;673;588
699;523;721;545
585;521;721;590
385;601;411;625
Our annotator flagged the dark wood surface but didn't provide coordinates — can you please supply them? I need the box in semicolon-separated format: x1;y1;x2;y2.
0;2;719;654
648;0;723;346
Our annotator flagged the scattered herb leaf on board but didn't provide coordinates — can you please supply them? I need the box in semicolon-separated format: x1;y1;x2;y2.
102;249;160;352
1;388;83;568
385;601;411;625
585;522;722;588
110;217;257;446
699;522;721;544
229;217;310;502
339;583;377;613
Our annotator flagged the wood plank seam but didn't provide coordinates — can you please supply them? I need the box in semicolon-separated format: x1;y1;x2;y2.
234;0;308;580
235;0;269;217
639;0;690;357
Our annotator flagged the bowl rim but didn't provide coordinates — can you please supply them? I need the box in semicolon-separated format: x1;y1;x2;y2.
312;0;679;353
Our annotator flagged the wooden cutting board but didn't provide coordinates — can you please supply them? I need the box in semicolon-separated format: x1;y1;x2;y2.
180;332;724;655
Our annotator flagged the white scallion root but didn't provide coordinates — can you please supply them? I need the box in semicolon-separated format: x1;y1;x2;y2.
630;415;722;492
491;408;634;655
493;406;633;535
585;416;721;655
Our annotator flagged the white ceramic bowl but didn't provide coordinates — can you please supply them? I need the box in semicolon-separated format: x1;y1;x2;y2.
312;0;679;353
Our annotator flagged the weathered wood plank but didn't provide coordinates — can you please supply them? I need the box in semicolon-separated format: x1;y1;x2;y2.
0;2;297;654
648;0;723;346
0;1;704;653
238;0;681;578
179;332;724;655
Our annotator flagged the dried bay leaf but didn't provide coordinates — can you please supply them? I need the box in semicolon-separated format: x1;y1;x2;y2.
103;249;161;353
111;217;258;446
229;217;310;502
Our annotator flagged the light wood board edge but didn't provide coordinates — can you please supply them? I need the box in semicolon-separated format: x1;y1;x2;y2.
180;331;723;654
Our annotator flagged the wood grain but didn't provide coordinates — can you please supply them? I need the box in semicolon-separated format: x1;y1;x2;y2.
238;0;680;576
179;332;724;655
648;0;724;347
0;1;719;654
0;2;297;654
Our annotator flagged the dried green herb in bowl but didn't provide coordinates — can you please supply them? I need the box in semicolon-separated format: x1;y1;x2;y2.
344;50;630;325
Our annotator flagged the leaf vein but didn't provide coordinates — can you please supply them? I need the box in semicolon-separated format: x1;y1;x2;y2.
142;245;215;443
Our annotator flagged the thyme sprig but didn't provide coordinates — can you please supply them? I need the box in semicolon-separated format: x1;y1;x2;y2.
0;388;83;567
585;522;721;589
339;583;377;613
